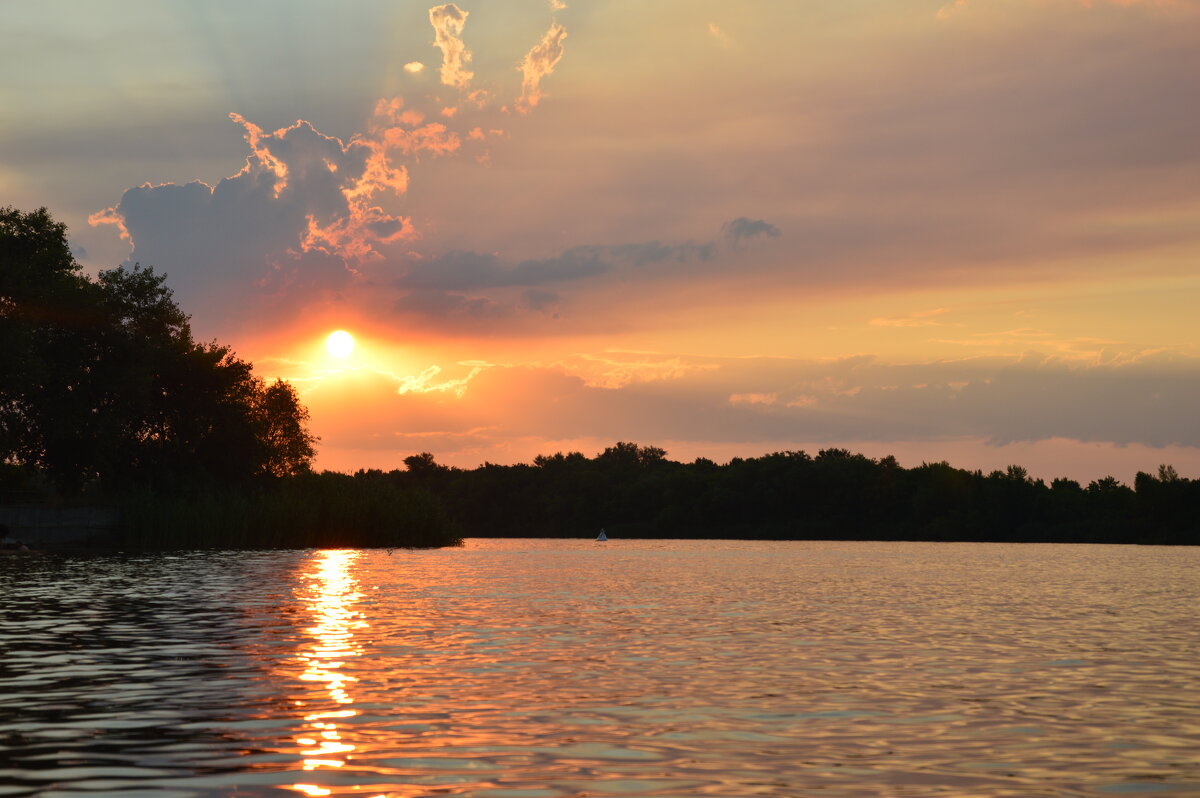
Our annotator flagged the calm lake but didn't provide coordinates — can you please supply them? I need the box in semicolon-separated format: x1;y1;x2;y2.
1;540;1197;797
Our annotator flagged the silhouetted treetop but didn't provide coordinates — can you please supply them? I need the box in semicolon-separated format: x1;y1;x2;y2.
370;442;1198;545
1;206;315;492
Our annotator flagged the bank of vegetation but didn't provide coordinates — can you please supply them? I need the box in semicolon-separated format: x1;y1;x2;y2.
362;443;1199;545
1;206;459;549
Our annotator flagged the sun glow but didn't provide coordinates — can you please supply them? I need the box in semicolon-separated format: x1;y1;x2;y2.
325;330;355;359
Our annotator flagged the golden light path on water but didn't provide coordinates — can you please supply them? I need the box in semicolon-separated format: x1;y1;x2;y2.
291;550;367;797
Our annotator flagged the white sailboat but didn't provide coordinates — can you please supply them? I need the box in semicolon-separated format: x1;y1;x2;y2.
596;529;608;542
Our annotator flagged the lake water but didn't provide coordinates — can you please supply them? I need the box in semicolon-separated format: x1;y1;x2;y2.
1;540;1198;797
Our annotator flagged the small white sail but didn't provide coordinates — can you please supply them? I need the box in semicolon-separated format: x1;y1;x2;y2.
596;529;608;542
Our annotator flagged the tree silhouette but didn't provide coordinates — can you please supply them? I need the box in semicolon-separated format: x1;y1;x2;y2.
1;207;315;492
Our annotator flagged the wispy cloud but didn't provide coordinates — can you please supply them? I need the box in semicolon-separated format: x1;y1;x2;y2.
517;22;568;113
729;392;778;406
88;100;464;315
869;308;950;328
428;3;474;89
397;363;485;397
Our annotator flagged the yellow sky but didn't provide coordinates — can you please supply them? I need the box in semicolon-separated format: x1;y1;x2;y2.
4;0;1200;481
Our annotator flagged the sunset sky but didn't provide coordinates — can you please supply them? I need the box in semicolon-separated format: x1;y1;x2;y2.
4;0;1199;481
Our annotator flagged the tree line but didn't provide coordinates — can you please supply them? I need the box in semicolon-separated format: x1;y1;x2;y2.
6;206;1194;547
1;207;457;548
360;443;1199;544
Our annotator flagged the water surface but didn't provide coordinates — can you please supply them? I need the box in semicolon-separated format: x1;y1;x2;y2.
1;540;1197;797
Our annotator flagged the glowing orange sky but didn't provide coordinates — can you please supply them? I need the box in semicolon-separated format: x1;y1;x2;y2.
4;0;1200;482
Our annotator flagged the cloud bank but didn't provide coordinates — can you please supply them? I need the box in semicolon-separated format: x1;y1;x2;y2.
297;349;1200;479
391;218;780;322
89;2;574;333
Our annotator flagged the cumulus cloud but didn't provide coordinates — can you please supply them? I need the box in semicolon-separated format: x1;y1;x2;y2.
89;117;391;323
88;3;572;333
429;3;474;89
517;22;568;113
88;108;451;326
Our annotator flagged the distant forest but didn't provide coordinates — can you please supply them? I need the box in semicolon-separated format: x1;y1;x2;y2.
359;443;1199;545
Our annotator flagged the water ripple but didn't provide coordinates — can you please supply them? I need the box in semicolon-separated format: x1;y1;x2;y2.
1;541;1198;797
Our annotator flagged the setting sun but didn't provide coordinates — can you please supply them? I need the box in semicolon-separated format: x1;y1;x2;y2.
325;330;355;359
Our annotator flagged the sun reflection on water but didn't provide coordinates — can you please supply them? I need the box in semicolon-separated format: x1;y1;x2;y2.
289;549;366;791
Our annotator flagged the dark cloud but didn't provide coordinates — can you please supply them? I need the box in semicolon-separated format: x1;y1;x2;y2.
393;289;501;319
393;218;770;320
403;235;727;292
722;217;780;247
88;115;413;331
522;288;560;313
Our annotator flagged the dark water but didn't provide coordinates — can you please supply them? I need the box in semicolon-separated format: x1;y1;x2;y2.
1;540;1197;797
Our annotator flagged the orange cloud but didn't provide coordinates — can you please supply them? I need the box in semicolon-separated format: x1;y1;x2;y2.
729;392;779;406
396;363;486;397
303;350;1200;476
88;112;419;329
428;3;473;89
229;112;289;196
568;352;719;389
86;204;129;242
88;1;573;334
517;22;568;113
869;308;950;328
239;115;415;263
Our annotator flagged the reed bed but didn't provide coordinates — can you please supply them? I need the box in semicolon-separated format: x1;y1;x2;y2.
116;473;462;550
